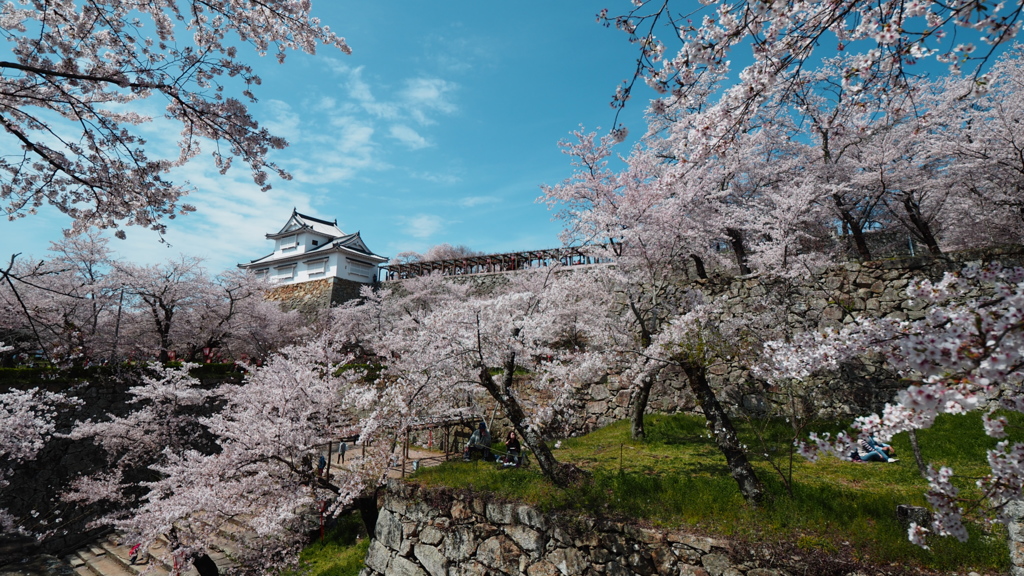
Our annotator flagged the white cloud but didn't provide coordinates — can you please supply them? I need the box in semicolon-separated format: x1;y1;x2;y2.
258;67;461;187
99;156;319;273
402;78;458;124
347;67;400;119
416;171;462;185
402;78;458;111
458;196;499;207
321;56;351;76
315;96;337;111
402;214;444;238
260;99;303;143
389;124;430;149
285;117;389;185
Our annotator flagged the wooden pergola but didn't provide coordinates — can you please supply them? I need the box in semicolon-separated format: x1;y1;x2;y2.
379;246;608;281
325;411;483;478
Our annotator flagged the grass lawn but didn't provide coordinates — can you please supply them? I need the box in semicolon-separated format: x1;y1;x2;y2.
285;513;370;576
410;412;1018;574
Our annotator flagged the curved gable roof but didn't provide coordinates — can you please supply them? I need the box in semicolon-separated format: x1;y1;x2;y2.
267;208;345;240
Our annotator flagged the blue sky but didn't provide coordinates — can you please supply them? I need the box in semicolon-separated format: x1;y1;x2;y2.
1;1;652;273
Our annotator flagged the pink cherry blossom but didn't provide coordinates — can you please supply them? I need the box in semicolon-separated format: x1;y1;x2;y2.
0;1;350;235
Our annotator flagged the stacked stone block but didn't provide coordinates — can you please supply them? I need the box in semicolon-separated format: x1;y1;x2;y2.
360;480;929;576
265;276;366;314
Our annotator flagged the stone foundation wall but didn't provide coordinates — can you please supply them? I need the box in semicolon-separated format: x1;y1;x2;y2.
359;480;918;576
1007;501;1024;576
266;276;369;314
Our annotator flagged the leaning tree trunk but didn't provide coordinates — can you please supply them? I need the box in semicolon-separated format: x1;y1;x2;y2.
679;360;765;505
902;195;942;256
833;197;872;261
477;357;570;487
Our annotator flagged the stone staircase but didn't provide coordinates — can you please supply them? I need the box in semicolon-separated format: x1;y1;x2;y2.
64;530;237;576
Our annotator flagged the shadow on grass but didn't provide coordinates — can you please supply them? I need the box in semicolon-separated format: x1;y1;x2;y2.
286;513;370;576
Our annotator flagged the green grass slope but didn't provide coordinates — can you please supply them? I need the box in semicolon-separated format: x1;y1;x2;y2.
412;412;1016;573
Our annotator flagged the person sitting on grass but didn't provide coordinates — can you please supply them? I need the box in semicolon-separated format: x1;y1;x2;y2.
501;430;522;467
857;435;898;463
463;422;492;461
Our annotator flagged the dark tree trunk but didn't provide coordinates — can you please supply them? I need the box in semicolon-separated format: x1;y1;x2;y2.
833;196;872;261
147;299;174;363
628;302;654;441
902;195;942;255
690;254;708;280
725;228;752;276
478;359;569;486
679;361;764;505
908;430;928;479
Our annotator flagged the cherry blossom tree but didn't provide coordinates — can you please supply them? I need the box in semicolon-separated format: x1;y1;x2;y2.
1;237;308;364
856;112;952;256
542;114;826;432
0;1;350;236
0;231;120;363
166;268;304;363
0;358;79;534
601;0;1022;145
390;243;484;265
63;363;217;521
334;270;612;487
939;46;1024;249
217;279;308;363
760;263;1024;546
68;339;381;572
114;256;304;363
111;256;216;362
779;58;910;261
640;293;770;504
542;131;705;441
538;59;781;460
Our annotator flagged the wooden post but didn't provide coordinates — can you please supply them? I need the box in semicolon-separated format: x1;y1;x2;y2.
401;433;407;478
326;442;332;478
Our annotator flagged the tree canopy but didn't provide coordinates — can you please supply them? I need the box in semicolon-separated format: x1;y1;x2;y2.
0;0;348;236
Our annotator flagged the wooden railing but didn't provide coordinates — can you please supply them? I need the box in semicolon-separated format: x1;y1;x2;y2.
379;246;609;281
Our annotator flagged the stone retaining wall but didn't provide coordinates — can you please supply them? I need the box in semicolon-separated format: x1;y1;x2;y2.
571;247;1024;433
358;480;921;576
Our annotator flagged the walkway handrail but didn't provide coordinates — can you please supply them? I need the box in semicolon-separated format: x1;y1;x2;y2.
379;246;611;281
